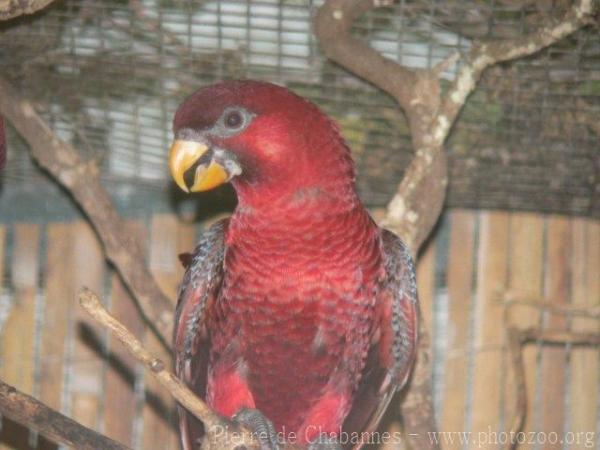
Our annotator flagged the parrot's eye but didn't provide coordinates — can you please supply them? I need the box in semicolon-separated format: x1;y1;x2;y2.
225;111;243;129
211;107;254;138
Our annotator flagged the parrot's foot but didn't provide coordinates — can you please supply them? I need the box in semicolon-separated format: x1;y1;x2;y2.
233;408;280;450
308;434;343;450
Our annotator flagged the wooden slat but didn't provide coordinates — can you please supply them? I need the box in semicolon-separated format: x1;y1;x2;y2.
570;218;599;437
538;216;570;448
149;214;196;300
69;221;105;430
142;215;195;450
504;213;544;449
470;211;509;444
0;225;7;450
0;226;4;294
39;223;74;411
104;222;145;446
0;224;40;450
0;227;4;346
0;224;39;393
441;210;475;444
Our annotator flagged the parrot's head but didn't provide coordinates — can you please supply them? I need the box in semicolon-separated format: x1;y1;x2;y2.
169;80;355;207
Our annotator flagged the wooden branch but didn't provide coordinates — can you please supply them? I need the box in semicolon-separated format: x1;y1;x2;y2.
78;288;268;450
314;1;596;450
314;0;418;120
438;0;595;134
0;379;131;450
315;0;595;253
500;291;600;320
0;75;173;348
399;324;437;450
506;325;600;450
385;0;594;251
78;289;222;432
0;0;56;20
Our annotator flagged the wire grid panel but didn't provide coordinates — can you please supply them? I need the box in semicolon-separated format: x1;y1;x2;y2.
0;0;598;219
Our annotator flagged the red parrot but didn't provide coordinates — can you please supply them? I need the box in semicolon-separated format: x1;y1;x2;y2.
170;81;418;450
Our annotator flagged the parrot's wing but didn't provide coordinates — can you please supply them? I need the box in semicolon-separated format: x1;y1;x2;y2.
342;229;418;449
174;219;227;450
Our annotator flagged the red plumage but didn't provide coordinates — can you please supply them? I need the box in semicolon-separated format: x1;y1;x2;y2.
172;81;418;450
213;196;381;437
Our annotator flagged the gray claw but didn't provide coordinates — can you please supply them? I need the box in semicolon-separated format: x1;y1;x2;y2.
234;408;280;450
308;433;342;450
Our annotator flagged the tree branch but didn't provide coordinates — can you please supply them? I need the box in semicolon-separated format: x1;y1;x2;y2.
314;0;419;120
313;1;596;449
499;291;600;320
506;325;600;450
438;0;595;136
78;288;224;433
0;379;131;450
0;75;173;349
0;0;57;20
316;0;595;253
78;288;285;450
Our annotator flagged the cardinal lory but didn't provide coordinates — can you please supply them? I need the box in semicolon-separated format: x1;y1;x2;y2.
170;81;418;450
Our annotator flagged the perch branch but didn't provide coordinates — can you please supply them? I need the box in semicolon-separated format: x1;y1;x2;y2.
506;325;600;450
314;1;596;450
78;288;272;450
437;0;596;135
314;0;418;120
0;75;173;348
0;379;131;450
316;0;595;253
78;288;222;431
0;0;56;20
386;0;594;250
499;291;600;319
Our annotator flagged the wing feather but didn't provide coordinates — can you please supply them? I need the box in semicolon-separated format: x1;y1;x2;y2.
342;229;418;449
174;219;227;450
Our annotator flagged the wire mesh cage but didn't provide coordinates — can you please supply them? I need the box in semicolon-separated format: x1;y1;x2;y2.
0;2;599;450
1;0;598;221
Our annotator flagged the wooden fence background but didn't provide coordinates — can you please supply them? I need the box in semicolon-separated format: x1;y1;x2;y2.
0;210;598;449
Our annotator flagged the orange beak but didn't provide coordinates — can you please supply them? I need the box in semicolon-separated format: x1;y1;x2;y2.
168;140;229;193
